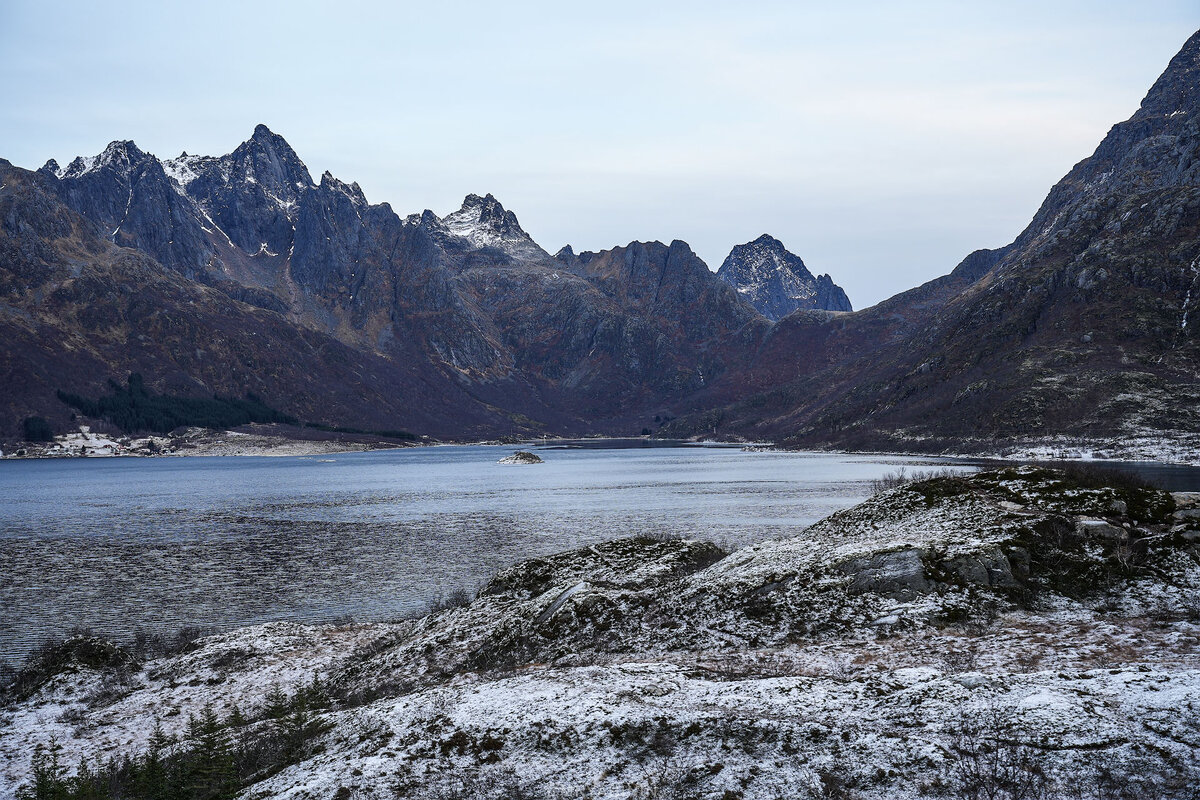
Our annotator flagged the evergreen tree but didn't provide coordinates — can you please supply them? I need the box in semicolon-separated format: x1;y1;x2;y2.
17;737;70;800
21;416;54;443
68;759;108;800
137;721;171;800
263;684;289;720
184;705;237;799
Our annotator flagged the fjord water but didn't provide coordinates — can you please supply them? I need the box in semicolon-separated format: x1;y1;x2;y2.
0;444;969;661
4;442;1191;663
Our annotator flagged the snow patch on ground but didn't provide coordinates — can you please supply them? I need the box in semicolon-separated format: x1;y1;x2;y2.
3;469;1198;798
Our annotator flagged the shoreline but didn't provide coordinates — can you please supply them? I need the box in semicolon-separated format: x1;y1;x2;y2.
0;424;420;460
3;467;1198;797
3;425;1198;467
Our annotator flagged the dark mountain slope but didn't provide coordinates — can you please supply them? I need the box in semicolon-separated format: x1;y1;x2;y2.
664;30;1200;449
13;31;1199;446
9;128;767;437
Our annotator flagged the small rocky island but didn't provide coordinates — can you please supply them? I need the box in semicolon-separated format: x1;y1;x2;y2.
498;450;544;465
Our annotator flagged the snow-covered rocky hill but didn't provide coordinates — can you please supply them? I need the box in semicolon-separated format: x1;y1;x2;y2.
3;467;1198;799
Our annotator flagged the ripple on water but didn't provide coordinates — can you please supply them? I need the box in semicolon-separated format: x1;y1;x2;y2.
0;445;994;661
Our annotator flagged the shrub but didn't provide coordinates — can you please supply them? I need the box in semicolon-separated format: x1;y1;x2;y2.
940;710;1051;800
1035;460;1161;491
869;468;965;495
2;632;138;704
17;691;332;800
427;587;475;615
129;624;211;660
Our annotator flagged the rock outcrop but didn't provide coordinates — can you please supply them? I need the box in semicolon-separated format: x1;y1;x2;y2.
498;450;544;464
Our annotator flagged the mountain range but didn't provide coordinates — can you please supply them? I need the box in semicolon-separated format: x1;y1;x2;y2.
3;29;1199;451
0;124;842;439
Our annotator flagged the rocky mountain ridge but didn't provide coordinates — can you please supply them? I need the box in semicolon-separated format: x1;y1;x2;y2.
6;30;1200;452
6;126;783;438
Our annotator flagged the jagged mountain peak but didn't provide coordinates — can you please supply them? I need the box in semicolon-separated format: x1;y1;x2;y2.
50;139;150;180
1007;28;1200;263
239;123;303;163
461;191;497;206
717;235;852;319
1136;28;1200;119
748;232;784;248
452;192;520;229
439;192;549;262
318;170;367;205
405;209;442;228
160;152;211;189
227;126;312;194
98;139;145;163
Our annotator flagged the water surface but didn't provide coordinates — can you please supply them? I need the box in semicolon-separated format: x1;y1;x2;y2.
2;443;1194;662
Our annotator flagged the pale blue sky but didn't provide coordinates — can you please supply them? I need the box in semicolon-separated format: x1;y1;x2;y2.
2;1;1197;307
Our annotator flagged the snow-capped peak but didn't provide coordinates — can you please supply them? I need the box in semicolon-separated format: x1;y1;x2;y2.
52;140;147;180
436;193;549;262
162;152;207;189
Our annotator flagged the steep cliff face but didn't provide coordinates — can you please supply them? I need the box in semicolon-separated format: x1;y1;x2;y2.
165;123;311;261
717;234;852;318
40;141;218;280
565;239;762;341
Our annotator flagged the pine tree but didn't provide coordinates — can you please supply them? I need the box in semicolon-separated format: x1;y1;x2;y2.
185;705;238;799
69;759;109;800
225;703;247;728
18;737;71;800
263;684;289;720
138;721;171;800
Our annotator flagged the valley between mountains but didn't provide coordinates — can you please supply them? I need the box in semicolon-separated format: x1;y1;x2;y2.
4;32;1199;456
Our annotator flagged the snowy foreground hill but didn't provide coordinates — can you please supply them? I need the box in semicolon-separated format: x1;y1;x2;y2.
3;467;1200;799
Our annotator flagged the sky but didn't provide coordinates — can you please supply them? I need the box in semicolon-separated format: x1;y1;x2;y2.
2;1;1198;309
